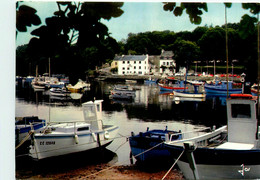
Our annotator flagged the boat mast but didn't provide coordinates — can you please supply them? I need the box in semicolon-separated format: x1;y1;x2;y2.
225;5;229;97
257;13;260;116
49;57;51;123
36;65;38;80
49;57;51;78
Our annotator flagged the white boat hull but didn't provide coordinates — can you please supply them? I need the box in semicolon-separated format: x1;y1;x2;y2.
173;91;206;98
30;125;119;160
177;160;260;179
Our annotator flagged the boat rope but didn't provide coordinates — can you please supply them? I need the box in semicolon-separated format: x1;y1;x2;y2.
114;139;128;152
161;149;185;180
15;131;33;150
85;141;180;179
133;141;165;159
16;153;31;158
16;127;215;177
85;141;166;178
23;126;212;159
16;126;211;159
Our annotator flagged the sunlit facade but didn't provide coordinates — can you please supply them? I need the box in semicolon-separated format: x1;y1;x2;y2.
114;55;149;75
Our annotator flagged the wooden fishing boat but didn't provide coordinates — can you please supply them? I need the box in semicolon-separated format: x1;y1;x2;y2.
172;91;206;98
110;85;136;100
29;100;119;160
49;87;71;97
204;81;242;95
164;95;260;179
129;127;182;164
15;116;46;144
158;78;188;91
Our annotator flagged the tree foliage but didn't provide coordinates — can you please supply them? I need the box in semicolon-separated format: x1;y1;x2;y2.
19;2;124;82
172;39;200;70
16;2;260;81
16;2;41;35
163;3;208;25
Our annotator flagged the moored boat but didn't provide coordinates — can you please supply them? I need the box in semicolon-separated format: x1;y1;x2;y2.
186;80;204;86
49;87;71;97
164;95;260;179
67;79;90;93
29;100;119;160
110;85;136;100
15;116;46;145
204;80;242;95
172;91;206;98
158;78;188;91
251;83;260;96
129;127;182;164
144;77;157;84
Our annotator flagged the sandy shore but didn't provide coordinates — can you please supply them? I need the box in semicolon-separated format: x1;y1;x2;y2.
16;147;184;180
17;164;184;180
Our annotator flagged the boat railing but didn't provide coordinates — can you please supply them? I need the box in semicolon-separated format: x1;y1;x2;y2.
40;119;105;134
166;126;227;145
167;127;210;142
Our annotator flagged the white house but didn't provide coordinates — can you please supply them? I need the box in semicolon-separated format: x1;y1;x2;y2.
113;55;149;75
159;50;176;75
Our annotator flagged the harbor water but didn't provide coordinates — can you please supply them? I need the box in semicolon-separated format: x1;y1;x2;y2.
15;81;228;172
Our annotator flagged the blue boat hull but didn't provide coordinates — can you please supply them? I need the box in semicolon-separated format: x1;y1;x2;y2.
204;86;242;94
129;129;182;164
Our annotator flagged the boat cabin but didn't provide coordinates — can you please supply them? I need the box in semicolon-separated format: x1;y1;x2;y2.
82;100;103;130
226;96;259;148
50;123;91;134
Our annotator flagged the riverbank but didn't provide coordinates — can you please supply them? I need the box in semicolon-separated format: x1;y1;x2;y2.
96;74;242;83
16;164;184;180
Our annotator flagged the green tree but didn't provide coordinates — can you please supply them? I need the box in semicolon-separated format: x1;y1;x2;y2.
198;27;226;61
26;2;124;82
191;26;209;42
172;39;200;71
163;2;208;25
163;2;260;81
125;31;177;55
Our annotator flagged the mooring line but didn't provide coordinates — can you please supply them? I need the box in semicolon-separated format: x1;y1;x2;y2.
114;139;128;152
15;131;33;150
161;149;185;180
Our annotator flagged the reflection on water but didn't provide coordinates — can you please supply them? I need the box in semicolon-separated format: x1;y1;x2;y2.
15;81;228;167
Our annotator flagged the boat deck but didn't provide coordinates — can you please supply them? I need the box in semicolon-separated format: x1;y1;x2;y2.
216;142;255;150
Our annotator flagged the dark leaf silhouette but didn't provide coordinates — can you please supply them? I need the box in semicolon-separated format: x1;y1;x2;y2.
16;4;41;32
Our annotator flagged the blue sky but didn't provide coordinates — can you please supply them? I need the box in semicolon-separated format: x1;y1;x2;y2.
16;2;254;47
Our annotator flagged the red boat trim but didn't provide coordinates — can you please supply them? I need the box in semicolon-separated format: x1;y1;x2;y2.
230;94;253;99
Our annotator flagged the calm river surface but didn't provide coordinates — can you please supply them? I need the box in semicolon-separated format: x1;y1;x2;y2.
15;81;228;166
